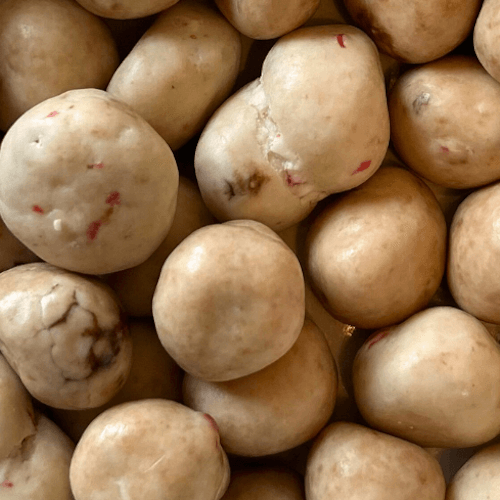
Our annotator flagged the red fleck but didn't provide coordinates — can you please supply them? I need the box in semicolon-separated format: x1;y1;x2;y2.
203;414;221;450
352;160;372;175
1;481;13;488
441;146;449;153
106;191;121;206
86;220;102;241
366;329;391;349
286;172;304;187
46;111;59;118
88;162;104;169
276;134;281;138
336;34;346;48
32;205;44;214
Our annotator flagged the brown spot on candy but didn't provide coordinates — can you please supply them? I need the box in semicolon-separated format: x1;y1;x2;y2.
366;329;391;349
1;481;13;488
441;146;449;152
87;220;102;241
336;34;346;47
32;205;44;214
225;168;270;201
190;34;197;39
106;191;121;207
87;162;104;169
352;160;372;175
46;111;59;118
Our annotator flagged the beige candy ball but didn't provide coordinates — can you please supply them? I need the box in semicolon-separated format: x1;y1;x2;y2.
106;177;215;317
0;414;74;500
353;306;500;449
446;442;500;499
0;0;119;131
448;182;500;323
0;263;132;410
74;0;180;19
48;318;182;442
69;400;230;500
107;0;241;151
390;55;500;189
0;89;179;275
305;422;446;500
153;219;305;381
305;166;446;329
195;24;390;231
183;318;337;456
474;0;500;84
215;0;319;39
0;354;36;461
221;467;304;500
343;0;481;63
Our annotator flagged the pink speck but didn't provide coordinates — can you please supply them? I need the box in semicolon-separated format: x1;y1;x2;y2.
367;329;390;349
1;481;13;488
441;146;449;153
276;134;281;138
46;111;59;118
203;413;219;433
352;160;372;175
106;191;121;206
88;162;104;169
86;220;102;241
336;34;346;48
32;205;44;214
286;172;304;187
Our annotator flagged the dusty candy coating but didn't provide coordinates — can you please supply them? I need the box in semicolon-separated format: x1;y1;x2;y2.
474;0;500;85
107;0;241;151
74;0;180;19
69;400;230;500
195;25;389;231
353;307;500;449
153;220;305;381
183;319;337;456
305;167;446;329
305;422;446;500
446;442;500;499
343;0;481;63
0;89;179;275
390;56;500;189
0;0;119;131
0;414;74;500
448;182;500;323
0;263;132;410
0;354;36;461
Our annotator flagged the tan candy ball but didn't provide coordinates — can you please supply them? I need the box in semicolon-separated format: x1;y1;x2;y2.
390;55;500;189
448;181;500;323
0;89;179;275
153;219;305;381
305;166;446;329
446;442;500;499
0;263;132;410
353;306;500;449
474;0;500;84
69;400;230;500
183;318;337;456
305;422;446;500
0;0;119;131
74;0;180;19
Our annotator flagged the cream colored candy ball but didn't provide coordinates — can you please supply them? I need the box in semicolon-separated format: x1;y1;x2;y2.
153;220;305;381
0;414;74;500
305;422;446;500
107;0;241;151
446;442;500;499
390;56;500;189
474;0;500;84
0;0;119;131
74;0;180;19
183;318;337;456
195;24;389;231
0;89;179;275
0;263;132;410
106;177;215;317
353;306;500;448
305;166;446;329
69;400;230;500
448;181;500;323
343;0;481;63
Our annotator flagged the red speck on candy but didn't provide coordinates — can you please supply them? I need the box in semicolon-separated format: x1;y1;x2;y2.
336;34;346;48
106;191;121;206
286;172;304;187
367;330;390;349
1;481;13;488
86;220;102;241
203;413;219;433
441;146;449;152
32;205;44;214
88;162;104;169
46;111;59;118
276;134;281;138
352;160;372;175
